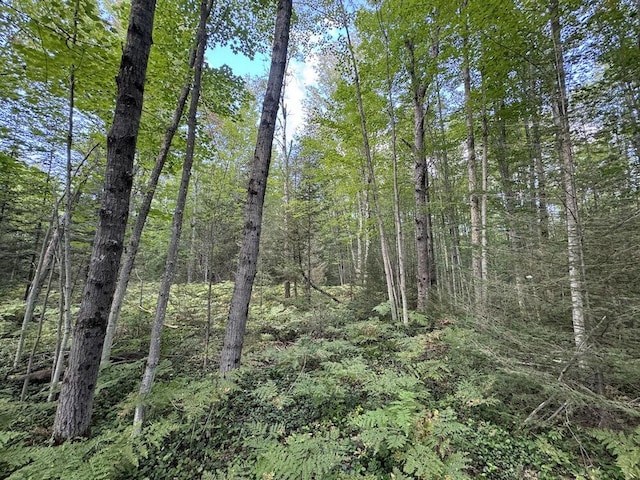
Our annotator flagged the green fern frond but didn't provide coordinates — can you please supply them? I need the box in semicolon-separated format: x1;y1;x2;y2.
0;431;32;475
6;429;138;480
253;428;351;480
403;360;450;382
403;443;444;478
453;377;499;409
593;427;640;479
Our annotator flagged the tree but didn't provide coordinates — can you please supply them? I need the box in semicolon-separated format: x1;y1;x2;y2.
398;2;440;312
337;0;399;322
6;0;117;370
100;75;191;367
219;0;293;375
52;0;157;443
133;0;213;432
461;0;483;307
549;0;587;355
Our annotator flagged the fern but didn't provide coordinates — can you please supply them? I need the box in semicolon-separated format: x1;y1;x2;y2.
396;331;445;362
353;389;422;454
403;360;450;382
252;379;290;409
593;427;640;479
322;357;372;385
403;443;445;478
371;302;392;317
289;371;345;408
344;319;394;344
252;428;351;480
0;431;32;476
363;370;422;398
7;429;138;480
428;407;469;457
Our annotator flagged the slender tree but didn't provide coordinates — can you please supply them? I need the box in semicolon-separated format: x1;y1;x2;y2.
338;0;399;322
463;32;483;305
133;0;213;432
50;0;81;402
549;0;587;353
100;79;191;367
376;8;408;324
14;215;59;369
405;35;437;312
52;0;156;443
219;0;293;374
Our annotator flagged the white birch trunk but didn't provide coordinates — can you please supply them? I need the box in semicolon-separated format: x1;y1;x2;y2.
550;0;587;353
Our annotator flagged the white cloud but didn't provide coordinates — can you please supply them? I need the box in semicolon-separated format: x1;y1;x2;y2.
282;55;319;138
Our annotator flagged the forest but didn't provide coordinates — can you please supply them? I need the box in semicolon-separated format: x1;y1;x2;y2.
1;0;639;478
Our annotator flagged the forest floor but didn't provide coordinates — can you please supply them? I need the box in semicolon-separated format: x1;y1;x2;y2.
0;283;636;479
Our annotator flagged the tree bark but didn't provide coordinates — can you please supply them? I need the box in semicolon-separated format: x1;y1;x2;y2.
406;39;436;313
219;0;292;375
480;97;489;305
187;172;199;283
21;256;56;401
14;216;58;369
100;78;191;367
379;13;408;324
462;38;482;305
278;74;294;299
133;0;213;433
52;0;156;443
435;73;461;297
495;102;525;310
52;1;79;400
549;0;587;353
525;64;549;241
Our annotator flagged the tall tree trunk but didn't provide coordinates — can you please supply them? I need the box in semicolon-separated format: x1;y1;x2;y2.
133;0;212;433
352;191;370;284
435;74;461;296
524;62;550;241
52;242;64;382
379;13;408;325
14;214;59;369
338;0;398;322
21;256;56;401
305;181;312;304
406;39;436;313
187;172;199;283
481;94;489;305
24;162;52;301
495;102;525;310
48;246;72;401
100;79;191;367
278;73;294;299
219;0;292;375
549;0;587;353
462;36;482;306
53;2;79;399
52;0;156;443
525;114;550;240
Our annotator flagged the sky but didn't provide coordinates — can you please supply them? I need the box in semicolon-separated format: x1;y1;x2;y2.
207;45;269;77
206;46;318;137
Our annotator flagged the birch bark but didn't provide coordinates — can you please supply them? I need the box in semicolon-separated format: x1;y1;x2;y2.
549;0;587;353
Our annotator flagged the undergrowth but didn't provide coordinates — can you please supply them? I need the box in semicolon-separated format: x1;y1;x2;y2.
0;284;636;479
